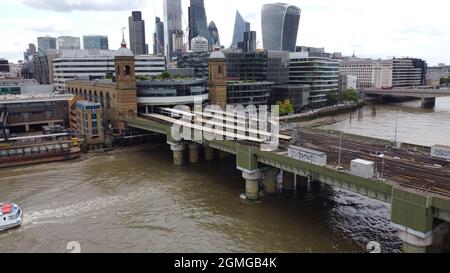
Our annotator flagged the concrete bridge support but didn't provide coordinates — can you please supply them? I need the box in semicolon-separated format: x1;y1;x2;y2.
263;168;279;195
204;146;214;161
188;143;200;164
170;143;185;167
282;171;295;192
242;170;262;201
421;97;436;108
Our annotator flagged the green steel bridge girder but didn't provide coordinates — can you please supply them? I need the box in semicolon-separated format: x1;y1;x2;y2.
122;116;450;234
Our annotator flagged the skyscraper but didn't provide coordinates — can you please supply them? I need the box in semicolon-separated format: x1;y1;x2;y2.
231;11;250;49
154;17;165;55
163;0;183;59
129;11;147;55
188;0;211;50
261;3;301;52
83;35;109;50
23;43;37;61
37;36;57;55
238;31;256;52
57;36;81;50
208;21;220;47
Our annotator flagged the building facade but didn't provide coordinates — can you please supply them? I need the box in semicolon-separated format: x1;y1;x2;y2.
427;65;450;87
153;17;165;56
37;36;57;55
208;21;220;47
57;36;81;50
75;101;104;145
208;50;227;108
66;40;138;132
225;51;268;81
52;50;166;92
391;58;427;87
163;0;184;59
0;95;71;133
191;36;209;52
83;35;109;50
0;59;9;73
238;31;257;52
339;74;357;93
176;51;210;78
270;85;310;112
227;81;273;107
129;11;147;55
261;3;301;52
231;11;250;49
289;50;339;107
23;44;37;62
136;79;208;113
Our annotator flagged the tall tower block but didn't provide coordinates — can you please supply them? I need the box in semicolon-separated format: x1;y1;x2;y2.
208;50;227;109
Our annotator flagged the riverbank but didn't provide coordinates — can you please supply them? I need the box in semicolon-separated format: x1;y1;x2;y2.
280;102;365;124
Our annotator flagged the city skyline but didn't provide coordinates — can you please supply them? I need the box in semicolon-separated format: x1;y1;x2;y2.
0;0;449;65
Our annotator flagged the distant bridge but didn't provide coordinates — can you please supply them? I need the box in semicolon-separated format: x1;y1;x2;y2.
363;88;450;108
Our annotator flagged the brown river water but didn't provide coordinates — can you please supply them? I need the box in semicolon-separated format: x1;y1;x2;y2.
1;98;449;253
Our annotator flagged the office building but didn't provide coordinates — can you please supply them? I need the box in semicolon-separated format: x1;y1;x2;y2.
227;81;273;107
191;36;209;52
136;79;208;114
339;74;357;93
176;51;210;78
0;94;71;133
37;36;57;55
23;44;37;62
57;36;81;50
290;48;339;107
52;50;166;92
208;21;220;47
188;0;211;49
261;3;301;52
154;17;165;55
427;64;450;87
270;85;310;112
75;101;104;145
391;58;427;87
238;31;257;52
231;10;250;48
163;0;184;58
129;11;147;55
0;59;9;73
83;35;109;50
225;51;268;81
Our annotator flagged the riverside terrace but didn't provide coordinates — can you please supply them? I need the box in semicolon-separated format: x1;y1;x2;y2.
120;108;450;253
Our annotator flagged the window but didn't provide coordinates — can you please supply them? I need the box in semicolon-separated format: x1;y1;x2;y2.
125;65;131;76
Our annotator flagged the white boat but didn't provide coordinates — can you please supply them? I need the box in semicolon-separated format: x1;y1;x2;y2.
0;202;22;232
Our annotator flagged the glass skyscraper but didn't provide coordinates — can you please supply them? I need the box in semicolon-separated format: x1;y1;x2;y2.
208;21;220;47
163;0;183;59
261;3;301;52
153;17;165;55
231;10;250;48
188;0;211;49
37;36;57;55
83;35;109;50
129;11;147;55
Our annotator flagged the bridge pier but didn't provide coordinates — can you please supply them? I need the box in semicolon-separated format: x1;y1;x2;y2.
204;146;214;161
282;171;295;192
188;143;200;164
296;175;309;192
170;143;185;167
242;170;262;201
421;97;436;108
263;168;279;195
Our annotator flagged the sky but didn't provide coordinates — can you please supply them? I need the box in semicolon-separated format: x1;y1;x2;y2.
0;0;449;65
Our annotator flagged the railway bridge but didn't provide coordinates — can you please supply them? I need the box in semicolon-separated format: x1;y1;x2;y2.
363;88;450;108
121;109;450;253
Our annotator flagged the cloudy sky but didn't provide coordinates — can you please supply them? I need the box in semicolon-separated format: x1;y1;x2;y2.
0;0;449;65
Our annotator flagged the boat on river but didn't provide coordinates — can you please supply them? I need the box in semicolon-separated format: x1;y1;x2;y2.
0;202;22;232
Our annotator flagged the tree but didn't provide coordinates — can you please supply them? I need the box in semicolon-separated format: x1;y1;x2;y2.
326;91;338;106
277;99;294;116
160;71;171;80
342;88;359;104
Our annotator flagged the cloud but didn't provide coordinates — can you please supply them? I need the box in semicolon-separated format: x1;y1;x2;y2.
21;0;147;12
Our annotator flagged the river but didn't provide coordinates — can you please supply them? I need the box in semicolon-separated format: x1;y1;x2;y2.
4;98;447;253
320;97;450;147
0;144;401;253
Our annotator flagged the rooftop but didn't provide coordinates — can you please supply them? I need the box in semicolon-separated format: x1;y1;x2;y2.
0;94;72;104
